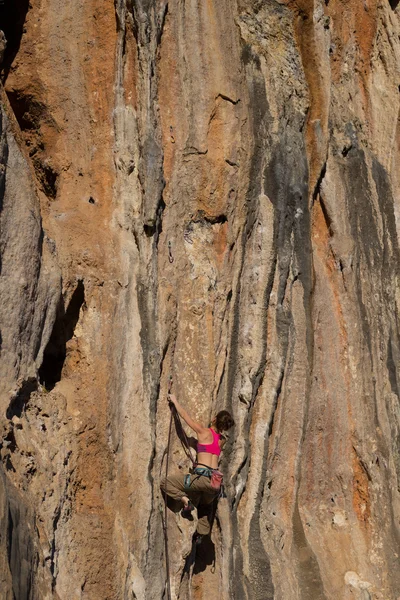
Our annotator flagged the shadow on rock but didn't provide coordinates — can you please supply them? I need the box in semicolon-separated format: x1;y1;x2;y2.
162;492;182;513
193;535;215;574
182;532;216;577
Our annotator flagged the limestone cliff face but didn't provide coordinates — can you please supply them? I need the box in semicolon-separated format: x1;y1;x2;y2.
1;1;400;599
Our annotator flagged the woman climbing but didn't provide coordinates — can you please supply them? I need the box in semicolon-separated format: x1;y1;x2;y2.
161;394;235;540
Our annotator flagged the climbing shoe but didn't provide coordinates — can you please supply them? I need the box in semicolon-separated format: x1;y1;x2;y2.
181;501;194;519
194;533;203;546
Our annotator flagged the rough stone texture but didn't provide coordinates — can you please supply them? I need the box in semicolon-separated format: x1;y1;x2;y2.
0;0;400;599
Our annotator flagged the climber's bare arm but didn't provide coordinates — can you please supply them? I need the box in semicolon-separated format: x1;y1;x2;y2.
168;394;206;435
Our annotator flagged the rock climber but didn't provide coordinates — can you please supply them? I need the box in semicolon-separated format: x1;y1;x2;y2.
161;394;235;541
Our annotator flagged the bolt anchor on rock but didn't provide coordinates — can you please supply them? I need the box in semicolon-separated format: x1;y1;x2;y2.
168;240;174;263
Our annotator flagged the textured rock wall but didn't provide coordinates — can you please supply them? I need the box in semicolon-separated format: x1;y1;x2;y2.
1;1;400;599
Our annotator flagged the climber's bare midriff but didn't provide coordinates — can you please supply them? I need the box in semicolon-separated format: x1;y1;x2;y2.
196;452;219;469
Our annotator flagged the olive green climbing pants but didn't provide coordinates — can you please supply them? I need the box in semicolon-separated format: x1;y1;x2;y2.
161;472;217;536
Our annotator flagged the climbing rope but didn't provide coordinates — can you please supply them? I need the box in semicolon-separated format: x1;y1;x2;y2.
163;399;174;600
163;375;198;599
171;406;196;468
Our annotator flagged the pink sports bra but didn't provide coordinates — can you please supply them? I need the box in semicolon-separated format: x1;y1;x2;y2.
197;428;221;456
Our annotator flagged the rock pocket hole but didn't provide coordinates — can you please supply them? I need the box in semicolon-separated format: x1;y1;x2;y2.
143;223;156;236
33;158;59;199
88;196;96;204
6;90;45;132
39;280;85;390
7;91;59;199
390;0;399;9
191;210;228;226
2;429;17;452
6;377;37;419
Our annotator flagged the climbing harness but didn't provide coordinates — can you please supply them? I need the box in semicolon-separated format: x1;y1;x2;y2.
183;464;224;491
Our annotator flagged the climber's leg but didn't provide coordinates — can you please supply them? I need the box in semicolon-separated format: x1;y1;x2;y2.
196;492;217;536
161;472;199;509
161;472;186;502
185;475;217;536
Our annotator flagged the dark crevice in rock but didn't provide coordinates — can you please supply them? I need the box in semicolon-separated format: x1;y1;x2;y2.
389;0;399;10
0;0;30;81
156;1;169;46
232;456;248;510
182;146;208;157
191;210;227;226
319;195;333;237
216;93;240;105
114;0;124;34
32;157;59;199
4;455;15;472
38;280;85;390
143;223;156;237
129;1;139;46
6;91;46;132
6;378;37;420
225;158;238;167
387;335;400;399
50;501;62;589
312;161;327;203
2;428;17;453
143;197;165;238
6;90;59;198
341;144;352;157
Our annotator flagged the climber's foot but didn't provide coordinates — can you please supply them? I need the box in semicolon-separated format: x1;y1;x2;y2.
181;499;194;520
181;495;190;508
